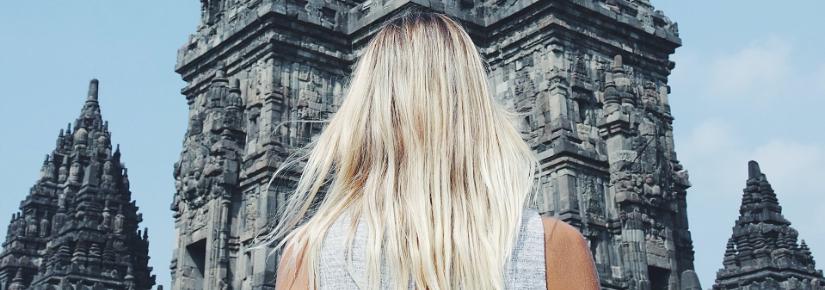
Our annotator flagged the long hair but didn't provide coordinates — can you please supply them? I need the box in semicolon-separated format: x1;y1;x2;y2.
260;11;538;290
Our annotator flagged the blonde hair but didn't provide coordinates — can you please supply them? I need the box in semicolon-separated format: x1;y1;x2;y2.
261;11;538;290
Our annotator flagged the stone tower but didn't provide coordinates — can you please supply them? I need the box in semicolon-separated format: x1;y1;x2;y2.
0;80;156;290
170;1;697;289
712;161;825;290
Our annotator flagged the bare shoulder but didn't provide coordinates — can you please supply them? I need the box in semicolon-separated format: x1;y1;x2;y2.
540;217;586;245
540;216;600;290
274;238;309;290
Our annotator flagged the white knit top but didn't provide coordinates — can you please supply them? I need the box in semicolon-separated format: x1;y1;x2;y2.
318;208;547;289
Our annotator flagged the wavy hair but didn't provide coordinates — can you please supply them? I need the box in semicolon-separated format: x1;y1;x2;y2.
259;11;538;290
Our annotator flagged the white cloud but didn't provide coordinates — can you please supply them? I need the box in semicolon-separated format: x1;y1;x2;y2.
681;119;736;155
708;37;792;99
677;119;747;195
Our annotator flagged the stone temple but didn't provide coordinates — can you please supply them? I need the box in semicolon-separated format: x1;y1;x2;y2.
169;1;700;289
0;80;156;290
712;161;825;290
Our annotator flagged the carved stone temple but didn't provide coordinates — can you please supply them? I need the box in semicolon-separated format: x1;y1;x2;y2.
0;80;156;290
170;0;699;289
712;161;825;290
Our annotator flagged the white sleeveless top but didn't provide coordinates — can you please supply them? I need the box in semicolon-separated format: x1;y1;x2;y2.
318;208;547;289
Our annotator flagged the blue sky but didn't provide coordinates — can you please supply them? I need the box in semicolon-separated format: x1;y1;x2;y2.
0;1;823;288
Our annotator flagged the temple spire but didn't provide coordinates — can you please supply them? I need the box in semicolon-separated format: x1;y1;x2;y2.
713;161;824;289
0;79;155;290
738;160;786;225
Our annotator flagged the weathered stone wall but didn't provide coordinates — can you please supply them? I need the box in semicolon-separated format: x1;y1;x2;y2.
479;2;693;288
170;1;696;289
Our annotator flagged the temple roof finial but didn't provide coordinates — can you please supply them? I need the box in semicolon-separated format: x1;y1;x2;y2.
747;160;761;180
612;54;623;70
88;79;99;102
215;62;226;79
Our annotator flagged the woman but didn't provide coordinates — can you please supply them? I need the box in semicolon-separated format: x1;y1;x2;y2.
266;11;599;290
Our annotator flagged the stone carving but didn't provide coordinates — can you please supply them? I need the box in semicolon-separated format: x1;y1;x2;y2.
39;217;50;237
641;81;660;108
25;213;37;237
68;160;82;184
101;203;112;230
113;206;126;234
244;194;258;233
645;220;666;246
584;183;605;219
642;175;669;205
101;159;116;190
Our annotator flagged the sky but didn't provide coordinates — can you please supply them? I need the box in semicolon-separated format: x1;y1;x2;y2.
0;1;823;289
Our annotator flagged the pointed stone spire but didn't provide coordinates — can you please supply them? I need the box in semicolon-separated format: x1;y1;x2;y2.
739;160;787;226
603;54;636;105
78;79;103;129
1;79;155;290
713;161;825;289
572;54;591;89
